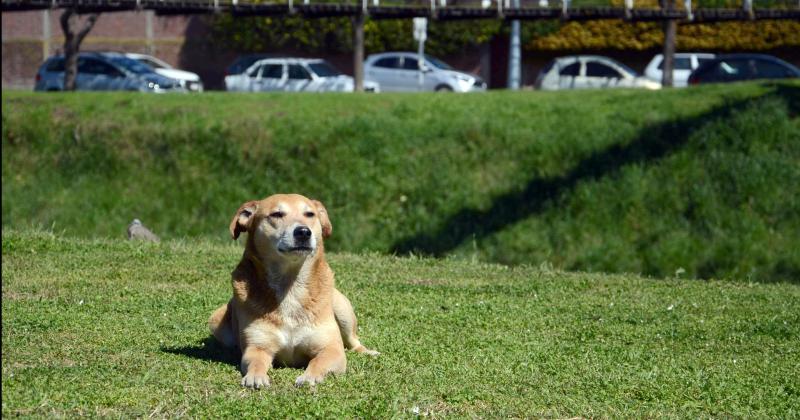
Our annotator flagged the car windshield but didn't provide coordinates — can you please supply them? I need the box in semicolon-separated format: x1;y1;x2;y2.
230;55;272;73
107;56;154;74
308;62;342;77
137;57;167;69
614;61;638;76
424;55;453;70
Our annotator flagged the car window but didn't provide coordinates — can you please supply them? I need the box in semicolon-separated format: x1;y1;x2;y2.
402;57;421;70
586;62;622;78
373;57;400;69
78;58;122;77
248;65;262;77
139;58;166;69
262;64;283;79
45;58;65;72
754;60;792;79
424;55;452;70
539;60;556;75
697;57;715;67
107;56;153;74
698;59;746;82
718;59;747;77
288;64;311;80
308;62;342;77
559;62;580;76
657;57;692;70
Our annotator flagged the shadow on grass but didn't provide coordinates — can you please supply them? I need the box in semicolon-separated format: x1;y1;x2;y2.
161;336;240;368
162;337;312;370
391;82;800;257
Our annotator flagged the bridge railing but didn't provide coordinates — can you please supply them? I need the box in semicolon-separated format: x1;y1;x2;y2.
2;0;798;14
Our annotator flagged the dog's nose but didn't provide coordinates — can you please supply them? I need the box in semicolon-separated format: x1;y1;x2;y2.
294;226;312;240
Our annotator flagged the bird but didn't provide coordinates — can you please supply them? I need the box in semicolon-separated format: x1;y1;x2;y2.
127;219;160;243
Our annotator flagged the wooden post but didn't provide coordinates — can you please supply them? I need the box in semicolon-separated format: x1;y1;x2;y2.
660;0;676;88
352;14;365;92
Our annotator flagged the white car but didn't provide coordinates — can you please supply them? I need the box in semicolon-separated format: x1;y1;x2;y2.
535;55;661;91
225;58;379;93
125;53;203;92
644;53;717;87
364;52;486;92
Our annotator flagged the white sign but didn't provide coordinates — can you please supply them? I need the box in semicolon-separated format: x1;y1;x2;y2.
413;17;427;42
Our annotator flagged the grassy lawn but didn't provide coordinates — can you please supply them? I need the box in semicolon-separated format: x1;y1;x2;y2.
4;82;799;282
3;230;799;417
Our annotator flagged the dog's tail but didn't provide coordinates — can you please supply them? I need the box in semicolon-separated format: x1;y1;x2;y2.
208;300;238;348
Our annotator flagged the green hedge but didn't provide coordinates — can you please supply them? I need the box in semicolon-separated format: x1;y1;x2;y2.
3;82;799;282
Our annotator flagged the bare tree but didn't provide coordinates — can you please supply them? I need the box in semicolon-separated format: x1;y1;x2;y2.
59;9;99;91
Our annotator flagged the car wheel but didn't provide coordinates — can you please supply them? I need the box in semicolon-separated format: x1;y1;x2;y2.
435;85;453;92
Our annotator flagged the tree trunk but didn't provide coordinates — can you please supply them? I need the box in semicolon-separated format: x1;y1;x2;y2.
59;9;99;91
351;14;365;93
660;0;676;88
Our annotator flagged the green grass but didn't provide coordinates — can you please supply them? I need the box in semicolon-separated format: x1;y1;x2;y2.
2;231;799;417
3;82;800;282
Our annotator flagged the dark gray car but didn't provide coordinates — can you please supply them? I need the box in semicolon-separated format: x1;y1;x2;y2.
34;52;182;92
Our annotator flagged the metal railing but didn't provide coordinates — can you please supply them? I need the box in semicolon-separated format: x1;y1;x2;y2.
2;0;799;18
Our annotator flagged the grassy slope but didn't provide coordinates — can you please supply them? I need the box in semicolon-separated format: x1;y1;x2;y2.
2;231;799;417
3;82;800;282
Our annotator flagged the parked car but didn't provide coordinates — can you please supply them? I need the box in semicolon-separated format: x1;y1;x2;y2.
535;55;661;90
364;52;486;92
225;58;379;92
225;54;282;77
644;52;716;87
125;52;203;92
34;52;182;92
688;54;800;85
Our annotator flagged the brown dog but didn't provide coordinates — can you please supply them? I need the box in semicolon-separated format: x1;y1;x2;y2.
208;193;378;388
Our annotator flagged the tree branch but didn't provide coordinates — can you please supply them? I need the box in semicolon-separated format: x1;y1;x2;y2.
76;14;99;45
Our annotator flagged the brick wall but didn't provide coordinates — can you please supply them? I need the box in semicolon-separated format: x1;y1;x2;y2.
2;10;193;89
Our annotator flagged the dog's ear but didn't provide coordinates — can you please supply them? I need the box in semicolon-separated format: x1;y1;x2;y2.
312;200;332;238
229;200;258;240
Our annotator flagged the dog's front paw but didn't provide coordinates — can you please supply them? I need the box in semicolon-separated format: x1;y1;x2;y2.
294;373;323;388
241;372;270;389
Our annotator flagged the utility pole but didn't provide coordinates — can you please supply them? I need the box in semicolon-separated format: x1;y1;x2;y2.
507;0;521;90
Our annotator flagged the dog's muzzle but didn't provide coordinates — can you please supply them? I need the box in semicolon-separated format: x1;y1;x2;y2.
278;225;314;253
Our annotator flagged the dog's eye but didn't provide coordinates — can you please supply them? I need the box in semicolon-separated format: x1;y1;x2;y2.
269;211;285;219
304;211;315;218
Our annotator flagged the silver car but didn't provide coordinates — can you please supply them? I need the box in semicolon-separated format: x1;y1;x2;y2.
126;52;204;92
364;52;486;92
643;53;716;88
225;58;379;92
34;52;182;92
535;55;661;91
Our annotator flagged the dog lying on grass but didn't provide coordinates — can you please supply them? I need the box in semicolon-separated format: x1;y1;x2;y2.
208;193;378;388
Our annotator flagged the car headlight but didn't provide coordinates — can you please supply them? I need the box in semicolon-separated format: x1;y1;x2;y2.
455;75;474;90
147;81;159;90
456;74;473;83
